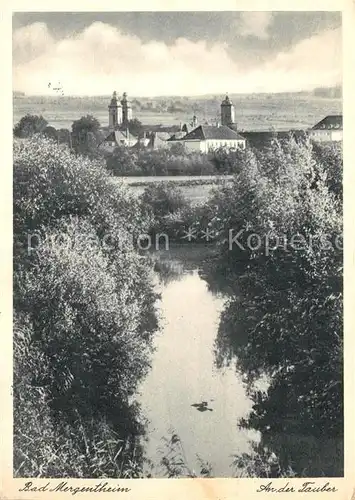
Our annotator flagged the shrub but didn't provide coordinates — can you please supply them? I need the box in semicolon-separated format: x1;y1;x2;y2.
106;147;217;177
202;137;343;474
13;136;151;265
13;137;158;477
14;114;48;138
141;182;190;220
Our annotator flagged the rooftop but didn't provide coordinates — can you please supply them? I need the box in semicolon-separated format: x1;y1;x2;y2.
104;130;138;142
181;125;245;141
312;115;343;130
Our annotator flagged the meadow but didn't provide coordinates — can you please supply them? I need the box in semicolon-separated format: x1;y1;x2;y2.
13;93;342;132
115;175;233;204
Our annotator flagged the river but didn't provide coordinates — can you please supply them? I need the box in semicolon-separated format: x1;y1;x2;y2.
137;244;259;477
136;243;343;478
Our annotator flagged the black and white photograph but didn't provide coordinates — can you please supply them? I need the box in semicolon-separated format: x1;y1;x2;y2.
5;4;350;491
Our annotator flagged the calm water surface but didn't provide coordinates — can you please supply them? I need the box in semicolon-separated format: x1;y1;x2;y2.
137;246;258;477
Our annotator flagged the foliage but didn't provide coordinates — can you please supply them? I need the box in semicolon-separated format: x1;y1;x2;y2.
72;114;101;135
127;118;144;138
200;137;343;474
13;137;158;477
106;146;141;176
141;182;190;220
42;125;58;141
57;128;71;145
106;147;216;176
234;442;297;478
13;137;151;257
312;141;343;200
210;146;248;174
71;115;103;159
13;114;48;138
157;431;212;478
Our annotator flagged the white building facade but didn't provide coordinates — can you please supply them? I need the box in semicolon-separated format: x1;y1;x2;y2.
308;115;343;142
174;125;246;153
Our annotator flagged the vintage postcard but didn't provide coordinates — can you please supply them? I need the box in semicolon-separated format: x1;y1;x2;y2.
1;0;354;499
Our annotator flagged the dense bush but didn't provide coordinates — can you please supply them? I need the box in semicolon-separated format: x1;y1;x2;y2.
71;115;105;159
13;137;158;477
13;114;48;138
141;183;190;219
107;147;216;176
201;137;343;475
13;137;151;260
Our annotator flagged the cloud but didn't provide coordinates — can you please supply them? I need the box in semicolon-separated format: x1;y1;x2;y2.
12;22;341;96
13;22;54;64
238;12;273;39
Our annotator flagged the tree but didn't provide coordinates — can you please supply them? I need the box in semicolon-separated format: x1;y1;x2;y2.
128;118;144;138
71;115;101;136
57;128;71;146
71;115;102;158
202;137;343;474
13;114;48;138
13;136;158;477
42;125;58;141
169;142;185;156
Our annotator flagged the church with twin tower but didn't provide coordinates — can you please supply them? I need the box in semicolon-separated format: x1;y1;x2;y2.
108;91;133;130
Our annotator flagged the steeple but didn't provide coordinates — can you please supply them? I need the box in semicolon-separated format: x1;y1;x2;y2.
121;92;133;127
108;91;122;130
221;93;236;129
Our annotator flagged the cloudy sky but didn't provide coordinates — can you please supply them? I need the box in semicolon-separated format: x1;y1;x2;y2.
13;11;342;96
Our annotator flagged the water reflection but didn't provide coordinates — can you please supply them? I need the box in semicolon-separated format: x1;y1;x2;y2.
201;251;343;477
139;245;258;477
141;244;343;477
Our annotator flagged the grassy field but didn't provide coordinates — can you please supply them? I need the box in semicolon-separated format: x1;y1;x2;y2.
112;176;227;204
13;94;342;132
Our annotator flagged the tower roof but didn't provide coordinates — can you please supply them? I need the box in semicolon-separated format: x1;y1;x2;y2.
121;92;130;103
109;91;121;107
221;94;233;106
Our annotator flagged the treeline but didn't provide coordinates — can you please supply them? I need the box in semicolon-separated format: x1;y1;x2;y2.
107;146;216;176
13;114;146;160
13;137;158;477
107;143;248;177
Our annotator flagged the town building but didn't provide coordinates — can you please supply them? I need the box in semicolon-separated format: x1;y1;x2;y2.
170;124;246;153
147;131;171;149
308;115;343;142
167;96;245;151
100;129;138;152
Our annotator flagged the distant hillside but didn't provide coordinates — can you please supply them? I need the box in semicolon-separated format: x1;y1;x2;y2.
312;86;342;98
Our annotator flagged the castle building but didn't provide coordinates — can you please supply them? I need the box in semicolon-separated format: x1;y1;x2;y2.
221;94;236;129
168;124;246;153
